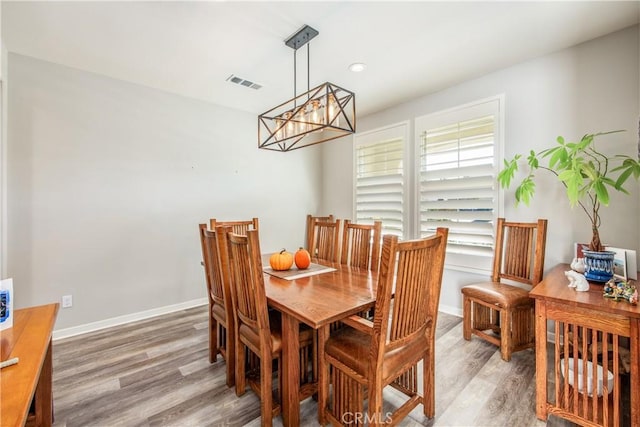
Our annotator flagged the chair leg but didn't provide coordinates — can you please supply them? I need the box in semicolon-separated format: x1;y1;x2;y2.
367;380;384;427
463;296;471;341
423;346;435;418
209;308;218;363
500;308;512;362
225;324;235;387
235;336;246;396
260;354;273;427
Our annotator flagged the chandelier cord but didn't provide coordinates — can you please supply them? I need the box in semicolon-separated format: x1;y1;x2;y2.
307;43;310;99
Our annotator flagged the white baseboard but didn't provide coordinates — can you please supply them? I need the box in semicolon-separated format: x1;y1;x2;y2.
439;303;462;318
53;297;208;340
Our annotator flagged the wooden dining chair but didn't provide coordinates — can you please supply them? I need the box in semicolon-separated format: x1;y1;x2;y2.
198;224;235;387
210;217;259;235
306;214;334;250
319;229;448;426
340;220;382;272
309;218;341;263
461;218;548;362
217;227;315;426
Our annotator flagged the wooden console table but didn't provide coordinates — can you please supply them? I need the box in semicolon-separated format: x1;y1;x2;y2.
530;264;639;426
0;303;59;427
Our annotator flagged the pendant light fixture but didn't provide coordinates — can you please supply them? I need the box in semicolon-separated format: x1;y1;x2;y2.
258;25;356;152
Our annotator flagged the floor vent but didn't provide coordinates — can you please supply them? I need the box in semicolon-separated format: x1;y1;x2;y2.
226;74;262;90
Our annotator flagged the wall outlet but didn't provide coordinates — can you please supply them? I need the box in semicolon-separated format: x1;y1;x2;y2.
62;294;73;308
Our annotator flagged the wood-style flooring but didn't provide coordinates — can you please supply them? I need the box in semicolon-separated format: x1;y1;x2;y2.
51;305;568;426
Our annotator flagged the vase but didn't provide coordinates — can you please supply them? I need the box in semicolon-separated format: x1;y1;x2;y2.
583;250;615;282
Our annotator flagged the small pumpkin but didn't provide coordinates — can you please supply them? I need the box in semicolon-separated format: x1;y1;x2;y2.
294;247;311;270
270;249;294;271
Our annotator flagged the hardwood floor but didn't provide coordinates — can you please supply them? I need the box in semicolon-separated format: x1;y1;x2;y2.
51;305;560;426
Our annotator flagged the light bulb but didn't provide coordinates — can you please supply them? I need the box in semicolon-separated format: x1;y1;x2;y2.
284;111;294;138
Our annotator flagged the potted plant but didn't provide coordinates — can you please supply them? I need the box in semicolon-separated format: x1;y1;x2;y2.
498;131;640;281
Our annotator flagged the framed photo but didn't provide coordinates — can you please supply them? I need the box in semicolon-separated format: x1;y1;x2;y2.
605;247;628;281
606;246;637;280
573;242;589;259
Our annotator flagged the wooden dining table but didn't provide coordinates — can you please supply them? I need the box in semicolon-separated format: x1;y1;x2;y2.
262;258;378;427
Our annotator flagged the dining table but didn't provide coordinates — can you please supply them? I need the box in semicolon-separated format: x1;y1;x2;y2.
262;257;378;427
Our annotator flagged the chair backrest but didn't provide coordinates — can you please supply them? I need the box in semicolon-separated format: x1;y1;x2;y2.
200;225;230;309
217;227;271;344
371;229;448;361
492;218;547;286
309;218;341;263
210;218;259;235
199;223;212;294
340;220;382;272
306;214;334;250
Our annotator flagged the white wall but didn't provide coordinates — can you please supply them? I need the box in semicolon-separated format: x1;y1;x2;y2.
1;14;6;281
7;54;323;330
322;25;640;315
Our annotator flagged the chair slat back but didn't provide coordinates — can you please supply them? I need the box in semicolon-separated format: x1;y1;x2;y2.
201;226;226;307
493;218;548;286
340;220;382;271
372;229;448;356
210;218;259;235
218;227;270;337
310;219;341;263
199;223;212;293
306;214;334;250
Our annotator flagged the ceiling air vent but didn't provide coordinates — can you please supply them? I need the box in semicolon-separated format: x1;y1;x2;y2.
226;74;262;90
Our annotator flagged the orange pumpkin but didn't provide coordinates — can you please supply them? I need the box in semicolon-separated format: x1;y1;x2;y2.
294;248;311;270
270;249;293;271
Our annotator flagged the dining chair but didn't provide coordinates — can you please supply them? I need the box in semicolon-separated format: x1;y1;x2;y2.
461;218;548;362
340;220;382;272
217;227;316;426
305;214;334;250
319;229;448;426
198;224;235;387
210;217;259;235
309;218;341;263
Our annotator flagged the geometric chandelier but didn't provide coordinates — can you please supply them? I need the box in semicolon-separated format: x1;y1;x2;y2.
258;25;356;152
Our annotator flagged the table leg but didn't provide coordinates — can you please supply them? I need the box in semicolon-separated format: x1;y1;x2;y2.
631;319;640;426
281;312;300;427
34;339;53;427
534;300;547;421
317;325;328;424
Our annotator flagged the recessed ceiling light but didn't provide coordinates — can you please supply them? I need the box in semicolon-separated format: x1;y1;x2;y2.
349;63;366;73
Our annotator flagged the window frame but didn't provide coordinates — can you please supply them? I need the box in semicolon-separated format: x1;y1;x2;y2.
352;121;411;239
414;95;504;274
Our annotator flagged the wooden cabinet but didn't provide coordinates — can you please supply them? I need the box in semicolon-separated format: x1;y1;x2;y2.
531;264;639;426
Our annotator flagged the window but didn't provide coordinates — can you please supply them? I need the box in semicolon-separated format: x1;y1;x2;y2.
354;123;409;237
415;98;502;272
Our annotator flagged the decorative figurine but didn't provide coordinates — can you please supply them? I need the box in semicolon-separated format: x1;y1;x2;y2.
570;257;586;274
565;270;589;292
603;279;638;304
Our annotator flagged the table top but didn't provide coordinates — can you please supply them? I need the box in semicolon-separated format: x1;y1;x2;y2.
530;263;640;318
0;303;59;427
263;259;377;329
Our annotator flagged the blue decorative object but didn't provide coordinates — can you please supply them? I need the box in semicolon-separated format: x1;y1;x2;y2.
583;250;615;282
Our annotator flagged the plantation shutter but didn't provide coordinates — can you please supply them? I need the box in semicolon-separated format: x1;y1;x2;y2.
416;100;500;271
354;124;406;237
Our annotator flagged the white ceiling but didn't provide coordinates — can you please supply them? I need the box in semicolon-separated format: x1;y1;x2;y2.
2;1;639;117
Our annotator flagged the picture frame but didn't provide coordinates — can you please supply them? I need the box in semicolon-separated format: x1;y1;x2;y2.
607;247;627;281
606;246;637;281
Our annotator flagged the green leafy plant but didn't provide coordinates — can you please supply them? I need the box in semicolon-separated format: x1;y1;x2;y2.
498;131;640;252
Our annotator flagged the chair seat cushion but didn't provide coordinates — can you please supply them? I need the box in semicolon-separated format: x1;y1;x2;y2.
325;326;427;384
461;281;532;308
239;311;314;357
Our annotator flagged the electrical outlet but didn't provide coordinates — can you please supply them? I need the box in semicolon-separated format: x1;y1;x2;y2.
62;294;73;308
